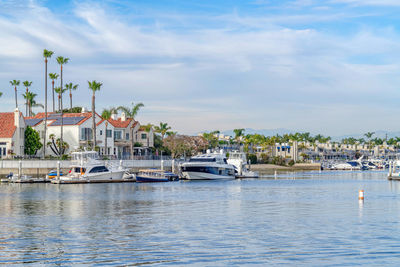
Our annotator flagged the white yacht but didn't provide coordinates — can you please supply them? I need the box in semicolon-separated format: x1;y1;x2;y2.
58;151;127;182
227;151;259;178
180;150;235;180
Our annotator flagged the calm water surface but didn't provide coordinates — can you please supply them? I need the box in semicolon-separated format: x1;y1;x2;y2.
1;171;400;266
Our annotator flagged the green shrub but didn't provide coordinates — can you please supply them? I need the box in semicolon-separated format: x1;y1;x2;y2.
248;154;257;164
288;159;295;166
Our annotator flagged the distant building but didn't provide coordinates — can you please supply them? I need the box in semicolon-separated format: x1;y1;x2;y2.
0;109;25;158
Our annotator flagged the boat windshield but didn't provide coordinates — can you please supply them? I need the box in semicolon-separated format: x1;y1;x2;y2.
347;161;359;167
189;158;216;162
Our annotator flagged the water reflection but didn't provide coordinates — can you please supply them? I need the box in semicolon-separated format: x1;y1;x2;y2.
1;171;400;265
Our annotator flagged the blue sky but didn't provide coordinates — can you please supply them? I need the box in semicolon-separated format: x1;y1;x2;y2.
2;0;400;136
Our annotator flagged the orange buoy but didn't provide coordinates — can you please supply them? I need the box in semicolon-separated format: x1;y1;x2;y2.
358;190;364;200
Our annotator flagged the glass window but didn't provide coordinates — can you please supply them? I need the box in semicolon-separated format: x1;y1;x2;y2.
100;130;103;136
126;133;129;140
89;166;109;173
114;131;122;140
141;133;147;139
106;129;112;138
80;128;92;141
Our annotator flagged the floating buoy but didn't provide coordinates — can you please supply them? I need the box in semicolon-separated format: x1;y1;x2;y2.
358;190;364;200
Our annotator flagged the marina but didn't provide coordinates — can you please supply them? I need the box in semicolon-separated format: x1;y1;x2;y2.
1;170;400;265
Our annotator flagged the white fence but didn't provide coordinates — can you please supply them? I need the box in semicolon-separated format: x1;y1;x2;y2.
0;160;172;169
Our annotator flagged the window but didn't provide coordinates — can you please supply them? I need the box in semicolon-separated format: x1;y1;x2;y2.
89;166;109;173
100;130;103;136
80;128;92;141
114;131;122;140
141;133;147;139
126;133;129;140
106;129;112;138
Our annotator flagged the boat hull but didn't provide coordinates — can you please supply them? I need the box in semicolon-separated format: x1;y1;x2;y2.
136;176;170;183
61;170;125;181
182;171;235;180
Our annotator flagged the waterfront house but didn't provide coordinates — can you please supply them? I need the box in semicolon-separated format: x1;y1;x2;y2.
0;109;25;158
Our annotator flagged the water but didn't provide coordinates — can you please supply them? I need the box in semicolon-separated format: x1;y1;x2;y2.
1;171;400;266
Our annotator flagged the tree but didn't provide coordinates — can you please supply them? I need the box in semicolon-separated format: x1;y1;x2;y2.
154;122;172;141
43;49;54;158
101;107;116;157
56;56;69;156
49;73;59;112
144;123;153;151
10;80;20;108
54;87;67;111
24;126;43;156
202;130;220;149
117;102;144;157
88;80;102;150
65;82;79;112
0;92;2;98
47;134;69;156
22;81;32;116
233;128;245;144
163;135;208;158
364;132;375;150
22;91;43;116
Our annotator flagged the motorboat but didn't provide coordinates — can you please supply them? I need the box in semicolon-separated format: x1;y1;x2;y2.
46;170;64;179
180;150;235;180
227;151;259;178
59;151;127;182
136;169;179;183
388;160;400;180
329;156;363;170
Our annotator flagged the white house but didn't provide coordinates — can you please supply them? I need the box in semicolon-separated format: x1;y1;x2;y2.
0;108;25;158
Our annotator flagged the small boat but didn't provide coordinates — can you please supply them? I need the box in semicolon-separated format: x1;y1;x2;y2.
227;151;259;178
388;160;400;180
46;170;64;179
136;169;179;183
59;151;127;182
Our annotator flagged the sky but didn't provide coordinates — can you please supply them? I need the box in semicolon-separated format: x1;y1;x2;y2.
1;0;400;136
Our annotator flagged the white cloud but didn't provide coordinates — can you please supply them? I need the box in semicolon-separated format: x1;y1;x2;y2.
1;0;400;135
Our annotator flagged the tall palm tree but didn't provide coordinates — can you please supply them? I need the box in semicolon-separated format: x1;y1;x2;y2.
101;107;116;157
43;49;54;158
88;80;103;151
10;80;20;108
22;92;43;116
154;122;172;141
65;82;79;112
22;81;32;116
49;73;59;112
117;102;144;158
56;56;69;155
54;87;67;111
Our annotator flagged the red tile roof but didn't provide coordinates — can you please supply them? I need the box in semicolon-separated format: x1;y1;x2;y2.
108;118;135;128
0;113;16;138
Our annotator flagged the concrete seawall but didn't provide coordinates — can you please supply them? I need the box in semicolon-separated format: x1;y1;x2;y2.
250;163;321;172
0;160;173;177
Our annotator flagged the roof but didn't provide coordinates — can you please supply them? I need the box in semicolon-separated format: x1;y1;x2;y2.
25;118;43;127
108;117;135;128
0;113;16;138
33;112;100;126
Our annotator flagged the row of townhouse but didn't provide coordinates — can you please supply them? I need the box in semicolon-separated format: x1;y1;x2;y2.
252;141;400;162
0;108;154;159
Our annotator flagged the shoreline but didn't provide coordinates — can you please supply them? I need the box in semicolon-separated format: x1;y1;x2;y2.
250;163;321;172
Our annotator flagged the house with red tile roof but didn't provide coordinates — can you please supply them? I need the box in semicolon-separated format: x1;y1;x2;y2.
26;109;115;157
0;109;26;158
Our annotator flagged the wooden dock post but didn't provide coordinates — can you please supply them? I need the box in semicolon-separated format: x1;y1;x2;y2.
57;161;60;181
18;160;22;178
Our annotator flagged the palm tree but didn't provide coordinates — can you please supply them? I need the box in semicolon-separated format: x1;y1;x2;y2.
364;132;375;152
101;108;116;157
10;80;20;108
49;73;59;112
22;92;43;116
233;128;245;145
22;81;32;116
117;102;144;158
154;122;172;141
65;82;79;112
43;49;54;158
56;56;69;155
144;123;153;153
88;80;103;150
0;91;2;98
54;87;67;111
